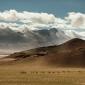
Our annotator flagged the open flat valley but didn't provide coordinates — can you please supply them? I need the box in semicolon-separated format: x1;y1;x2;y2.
0;62;85;85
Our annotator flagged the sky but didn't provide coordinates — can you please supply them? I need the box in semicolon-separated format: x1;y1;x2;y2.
0;0;85;54
0;0;85;17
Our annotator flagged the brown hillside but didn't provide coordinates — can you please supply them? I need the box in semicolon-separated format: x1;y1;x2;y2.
3;38;85;67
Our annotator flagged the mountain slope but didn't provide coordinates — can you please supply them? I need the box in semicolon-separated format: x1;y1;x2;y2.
3;38;85;67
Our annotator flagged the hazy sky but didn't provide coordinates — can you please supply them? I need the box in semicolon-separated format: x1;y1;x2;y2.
0;0;85;54
0;0;84;17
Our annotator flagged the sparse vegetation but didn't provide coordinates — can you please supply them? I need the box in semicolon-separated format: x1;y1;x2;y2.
0;64;85;85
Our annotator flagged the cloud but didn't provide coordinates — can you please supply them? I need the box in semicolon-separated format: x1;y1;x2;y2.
0;10;17;21
0;10;85;30
0;10;85;53
0;10;56;25
65;12;85;28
